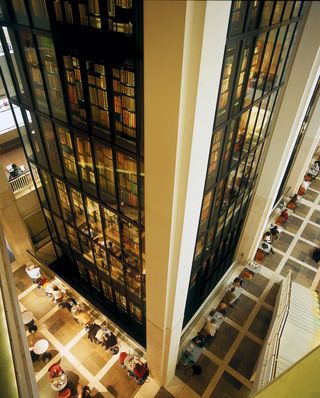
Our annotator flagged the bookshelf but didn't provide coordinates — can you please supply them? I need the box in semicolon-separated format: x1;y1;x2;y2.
37;36;66;121
55;178;74;222
122;219;139;257
94;142;116;204
75;134;96;185
69;187;87;229
116;152;138;220
87;61;109;130
65;225;81;253
108;0;134;35
112;66;136;141
63;55;86;124
57;126;79;180
103;208;121;252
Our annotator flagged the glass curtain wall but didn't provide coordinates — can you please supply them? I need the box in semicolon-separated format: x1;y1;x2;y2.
0;0;144;340
184;0;308;325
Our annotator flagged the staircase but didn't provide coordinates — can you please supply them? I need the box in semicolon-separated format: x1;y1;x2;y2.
275;282;320;378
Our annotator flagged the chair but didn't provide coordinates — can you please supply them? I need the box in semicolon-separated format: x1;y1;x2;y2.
254;250;265;263
58;387;72;398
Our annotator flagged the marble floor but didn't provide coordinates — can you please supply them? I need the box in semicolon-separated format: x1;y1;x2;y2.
13;261;160;398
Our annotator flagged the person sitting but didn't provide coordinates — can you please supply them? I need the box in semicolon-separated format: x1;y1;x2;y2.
223;288;237;307
76;383;91;398
9;163;23;179
25;264;42;284
263;231;275;254
48;363;63;382
232;277;243;288
52;286;64;303
270;224;280;240
216;302;228;315
202;319;219;337
312;248;320;264
279;209;289;226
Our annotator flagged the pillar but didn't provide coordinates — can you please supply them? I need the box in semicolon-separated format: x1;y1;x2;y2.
0;165;33;264
144;0;231;385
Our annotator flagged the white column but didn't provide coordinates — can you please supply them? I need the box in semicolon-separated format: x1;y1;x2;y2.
144;0;231;385
235;2;320;263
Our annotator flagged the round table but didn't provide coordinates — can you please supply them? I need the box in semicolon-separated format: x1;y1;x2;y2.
33;339;49;355
124;354;137;371
50;373;68;392
21;311;34;325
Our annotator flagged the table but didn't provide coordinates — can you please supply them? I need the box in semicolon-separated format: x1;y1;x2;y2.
33;339;49;355
21;311;34;325
246;261;262;274
258;241;272;254
184;341;204;363
50;373;68;392
124;354;141;371
207;311;225;327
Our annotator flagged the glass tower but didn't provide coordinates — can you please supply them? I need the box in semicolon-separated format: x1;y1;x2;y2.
0;0;145;342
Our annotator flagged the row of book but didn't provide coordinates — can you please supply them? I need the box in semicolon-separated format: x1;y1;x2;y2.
113;68;135;86
89;86;108;108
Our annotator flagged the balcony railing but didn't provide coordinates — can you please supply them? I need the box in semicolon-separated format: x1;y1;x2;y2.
9;169;41;198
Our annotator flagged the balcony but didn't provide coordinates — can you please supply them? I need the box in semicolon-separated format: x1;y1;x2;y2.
9;168;41;199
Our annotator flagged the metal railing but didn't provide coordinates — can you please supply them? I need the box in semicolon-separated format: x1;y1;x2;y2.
9;168;41;195
251;270;292;395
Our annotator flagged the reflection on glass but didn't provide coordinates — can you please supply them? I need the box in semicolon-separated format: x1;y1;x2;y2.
129;302;142;322
25;111;48;167
232;39;251;115
229;1;247;36
115;290;127;311
110;257;124;286
101;279;113;299
29;0;50;29
53;215;68;246
274;23;296;86
75;134;96;190
55;178;73;222
112;66;136;141
64;55;86;124
126;268;141;298
87;269;100;290
85;197;102;238
79;232;94;263
39;118;63;176
198;191;213;237
12;0;28;24
207;128;224;188
41;170;60;215
69;187;86;229
65;224;81;253
57;126;79;182
103;208;121;257
94;142;116;207
76;260;88;281
94;244;107;270
260;1;274;27
117;152;138;220
37;36;66;121
122;219;139;259
87;61;109;130
272;1;285;24
19;31;48;113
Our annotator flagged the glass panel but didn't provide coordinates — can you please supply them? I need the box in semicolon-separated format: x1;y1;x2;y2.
37;36;66;121
108;0;133;35
248;1;261;30
116;152;138;221
254;30;277;102
129;302;142;323
264;27;286;93
79;232;94;263
220;120;236;175
76;260;88;281
69;187;86;230
55;178;73;222
87;269;100;290
0;38;15;98
12;0;29;24
65;224;81;253
292;1;302;17
272;1;285;24
115;290;127;311
198;191;213;237
206;128;224;189
126;268;141;299
103;208;121;257
260;92;277;141
56;125;79;183
64;1;74;24
25;111;48;167
75;134;96;192
259;1;274;27
242;108;258;154
85;196;103;239
93;244;108;270
41;169;60;215
212;179;225;220
87;61;109;130
216;43;238;125
283;1;295;20
274;23;296;86
19;31;48;113
53;215;68;246
29;0;50;29
140;161;145;225
44;208;57;239
39;117;63;176
110;257;124;286
112;66;136;141
94;142;116;208
12;107;33;160
221;169;237;211
232;39;252;115
122;219;139;259
101;279;113;299
53;0;63;22
63;55;86;124
3;28;29;104
244;33;267;107
229;1;247;36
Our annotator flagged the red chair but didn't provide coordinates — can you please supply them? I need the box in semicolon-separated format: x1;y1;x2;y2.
58;387;72;398
48;363;62;379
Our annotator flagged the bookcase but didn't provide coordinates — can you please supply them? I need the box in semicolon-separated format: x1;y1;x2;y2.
63;55;87;124
94;142;116;204
75;134;96;186
108;0;134;35
86;61;109;130
112;66;136;141
57;126;79;181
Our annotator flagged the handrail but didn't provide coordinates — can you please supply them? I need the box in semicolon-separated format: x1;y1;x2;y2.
251;270;292;394
9;168;41;194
